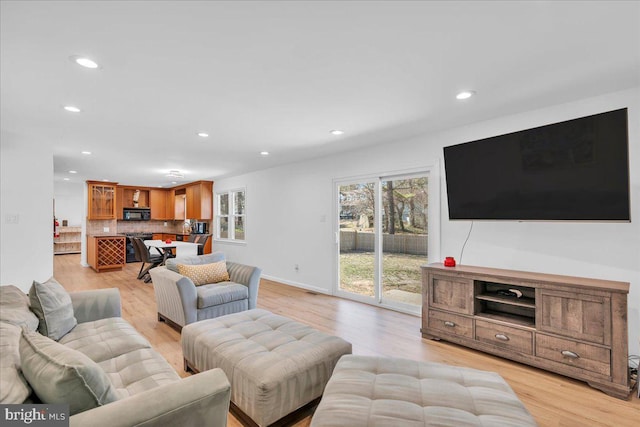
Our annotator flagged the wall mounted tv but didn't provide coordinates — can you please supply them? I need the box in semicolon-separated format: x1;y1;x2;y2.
443;108;630;221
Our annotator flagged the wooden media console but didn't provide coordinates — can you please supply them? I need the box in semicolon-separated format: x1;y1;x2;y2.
421;263;632;399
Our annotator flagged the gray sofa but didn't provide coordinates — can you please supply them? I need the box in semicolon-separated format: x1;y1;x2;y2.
0;284;231;427
149;253;261;330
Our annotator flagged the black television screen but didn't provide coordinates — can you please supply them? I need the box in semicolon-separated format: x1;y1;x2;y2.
444;108;630;221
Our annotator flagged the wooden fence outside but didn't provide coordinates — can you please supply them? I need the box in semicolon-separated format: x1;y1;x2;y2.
340;230;427;255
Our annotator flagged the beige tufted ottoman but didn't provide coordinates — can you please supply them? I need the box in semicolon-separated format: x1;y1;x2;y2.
310;355;537;427
181;309;352;427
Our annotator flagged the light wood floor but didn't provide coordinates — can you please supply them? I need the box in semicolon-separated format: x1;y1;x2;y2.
54;254;638;427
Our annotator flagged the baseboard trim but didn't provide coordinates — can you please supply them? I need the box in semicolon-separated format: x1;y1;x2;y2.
260;274;331;296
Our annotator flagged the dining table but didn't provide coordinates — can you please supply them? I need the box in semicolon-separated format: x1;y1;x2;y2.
144;240;200;259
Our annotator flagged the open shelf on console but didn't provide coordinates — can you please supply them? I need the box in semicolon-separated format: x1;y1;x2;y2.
474;280;536;327
476;293;535;308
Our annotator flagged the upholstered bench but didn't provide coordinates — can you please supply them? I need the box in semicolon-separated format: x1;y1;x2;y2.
181;309;352;427
310;355;537;427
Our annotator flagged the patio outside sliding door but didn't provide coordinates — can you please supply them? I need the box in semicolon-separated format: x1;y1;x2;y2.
336;172;430;314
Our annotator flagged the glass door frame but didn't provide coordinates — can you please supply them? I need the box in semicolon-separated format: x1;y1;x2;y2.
333;163;441;316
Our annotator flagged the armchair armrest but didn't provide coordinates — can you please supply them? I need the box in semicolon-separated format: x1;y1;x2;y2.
226;262;262;309
70;288;121;323
70;369;230;427
149;266;198;327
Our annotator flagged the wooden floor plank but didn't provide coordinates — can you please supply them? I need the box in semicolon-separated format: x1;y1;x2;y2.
53;254;638;427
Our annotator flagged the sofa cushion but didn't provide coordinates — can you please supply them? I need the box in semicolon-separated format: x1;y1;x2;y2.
177;261;230;286
98;348;180;398
58;317;151;363
0;323;32;404
0;285;39;331
19;329;119;415
166;252;226;272
29;278;77;340
197;283;248;309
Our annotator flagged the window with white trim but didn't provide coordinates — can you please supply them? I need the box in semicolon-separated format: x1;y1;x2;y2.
216;189;245;241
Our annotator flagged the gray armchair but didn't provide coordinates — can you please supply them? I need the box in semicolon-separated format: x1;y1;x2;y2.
149;252;261;330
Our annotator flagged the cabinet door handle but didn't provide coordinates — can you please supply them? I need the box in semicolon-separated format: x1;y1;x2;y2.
443;321;456;327
561;350;580;359
495;334;510;341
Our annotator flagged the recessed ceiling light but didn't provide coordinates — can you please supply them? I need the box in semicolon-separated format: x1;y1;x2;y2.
68;170;77;174
102;179;109;182
81;151;92;155
63;178;70;181
171;181;177;184
197;132;209;138
64;105;81;113
330;130;344;135
260;151;270;156
71;56;99;69
456;90;476;100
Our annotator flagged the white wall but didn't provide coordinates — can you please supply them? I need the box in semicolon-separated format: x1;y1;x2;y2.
214;87;640;355
1;131;54;292
54;181;84;226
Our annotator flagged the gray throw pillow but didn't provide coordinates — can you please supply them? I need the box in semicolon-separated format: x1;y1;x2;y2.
0;285;40;331
29;278;77;341
19;329;119;415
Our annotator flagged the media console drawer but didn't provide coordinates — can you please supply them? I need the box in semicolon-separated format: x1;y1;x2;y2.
427;310;473;338
475;319;533;355
535;334;611;377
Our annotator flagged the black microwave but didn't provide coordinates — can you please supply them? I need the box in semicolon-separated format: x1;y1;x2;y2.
123;208;151;221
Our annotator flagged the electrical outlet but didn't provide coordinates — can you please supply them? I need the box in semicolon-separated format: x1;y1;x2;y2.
164;222;168;227
103;227;109;232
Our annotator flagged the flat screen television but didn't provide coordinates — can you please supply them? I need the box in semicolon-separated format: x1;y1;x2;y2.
443;108;630;221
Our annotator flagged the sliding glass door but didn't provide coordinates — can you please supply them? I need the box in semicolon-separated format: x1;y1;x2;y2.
337;181;377;300
336;173;430;313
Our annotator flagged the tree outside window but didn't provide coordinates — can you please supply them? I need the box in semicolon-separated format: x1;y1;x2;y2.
216;189;245;241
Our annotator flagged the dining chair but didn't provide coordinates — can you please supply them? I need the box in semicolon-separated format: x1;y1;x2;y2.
132;237;165;283
188;234;211;255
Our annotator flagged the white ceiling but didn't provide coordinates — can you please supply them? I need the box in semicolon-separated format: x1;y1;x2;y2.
1;1;639;188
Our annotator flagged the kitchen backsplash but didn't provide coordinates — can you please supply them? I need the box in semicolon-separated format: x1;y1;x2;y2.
87;220;197;235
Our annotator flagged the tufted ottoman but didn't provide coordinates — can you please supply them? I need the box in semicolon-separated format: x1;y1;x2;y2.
181;309;352;427
310;355;537;427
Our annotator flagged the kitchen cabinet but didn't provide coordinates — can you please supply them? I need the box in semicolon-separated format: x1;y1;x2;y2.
120;187;149;208
150;189;174;220
421;263;631;399
87;181;117;220
174;191;186;220
87;235;126;272
185;181;213;220
116;187;124;220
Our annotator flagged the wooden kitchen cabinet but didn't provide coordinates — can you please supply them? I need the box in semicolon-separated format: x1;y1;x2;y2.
115;187;124;220
87;181;117;220
150;189;173;220
87;235;126;272
120;187;149;208
421;263;631;399
185;181;213;220
174;192;186;220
